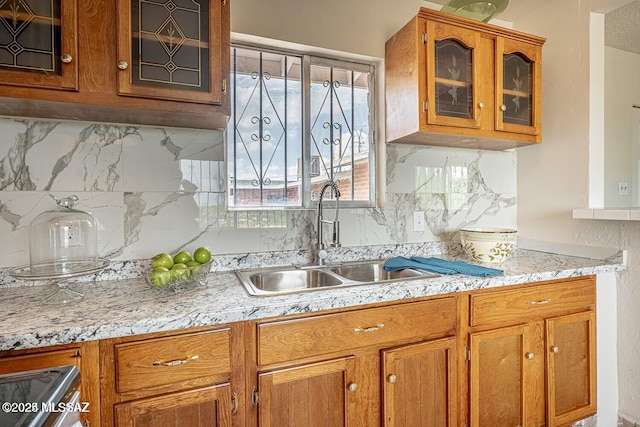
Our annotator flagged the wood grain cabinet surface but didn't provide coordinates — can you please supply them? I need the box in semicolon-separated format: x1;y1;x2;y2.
385;8;545;150
0;0;230;129
252;296;459;427
465;277;597;427
100;326;240;427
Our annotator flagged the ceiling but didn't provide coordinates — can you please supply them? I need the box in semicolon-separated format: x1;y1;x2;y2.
604;0;640;55
429;0;640;55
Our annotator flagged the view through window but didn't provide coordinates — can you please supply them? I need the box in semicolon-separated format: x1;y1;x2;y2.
227;45;375;209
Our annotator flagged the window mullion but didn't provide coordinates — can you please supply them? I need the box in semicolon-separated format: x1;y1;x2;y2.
302;54;312;208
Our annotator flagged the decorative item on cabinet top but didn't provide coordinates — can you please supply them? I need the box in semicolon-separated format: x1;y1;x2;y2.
385;7;545;151
440;0;509;23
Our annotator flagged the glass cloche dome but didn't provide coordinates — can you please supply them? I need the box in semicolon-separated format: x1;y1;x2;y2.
28;195;100;276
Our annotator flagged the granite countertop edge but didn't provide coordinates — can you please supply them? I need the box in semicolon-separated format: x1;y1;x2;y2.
0;248;626;352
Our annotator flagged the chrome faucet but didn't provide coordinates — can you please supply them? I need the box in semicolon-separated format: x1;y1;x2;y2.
316;180;341;264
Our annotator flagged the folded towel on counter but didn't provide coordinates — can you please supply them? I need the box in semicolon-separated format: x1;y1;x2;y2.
383;256;458;275
410;256;503;277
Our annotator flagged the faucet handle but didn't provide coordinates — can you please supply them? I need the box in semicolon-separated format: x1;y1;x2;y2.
318;249;328;261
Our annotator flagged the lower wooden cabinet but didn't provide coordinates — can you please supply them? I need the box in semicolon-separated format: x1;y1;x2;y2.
382;337;458;427
253;297;459;427
0;276;599;427
466;277;597;427
114;383;233;427
258;357;355;427
100;325;241;427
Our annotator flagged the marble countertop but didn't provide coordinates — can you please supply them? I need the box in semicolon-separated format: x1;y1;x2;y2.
0;247;625;352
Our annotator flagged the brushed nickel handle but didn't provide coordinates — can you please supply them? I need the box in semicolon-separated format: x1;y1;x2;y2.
530;299;550;305
117;60;129;70
478;102;484;109
525;352;534;360
550;346;560;354
347;383;358;392
152;355;199;366
60;53;73;64
387;374;397;384
353;324;384;333
501;104;507;111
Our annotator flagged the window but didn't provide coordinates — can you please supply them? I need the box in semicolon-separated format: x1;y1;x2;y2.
227;44;376;209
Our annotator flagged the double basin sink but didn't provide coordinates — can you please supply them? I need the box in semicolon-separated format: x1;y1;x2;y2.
236;260;439;296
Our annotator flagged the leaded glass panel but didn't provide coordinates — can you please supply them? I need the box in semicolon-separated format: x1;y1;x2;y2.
0;0;61;74
132;0;210;91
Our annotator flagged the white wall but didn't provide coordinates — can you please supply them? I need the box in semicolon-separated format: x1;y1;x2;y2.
515;0;640;423
604;46;640;207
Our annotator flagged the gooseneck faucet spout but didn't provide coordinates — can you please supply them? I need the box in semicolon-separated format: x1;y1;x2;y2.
316;180;341;264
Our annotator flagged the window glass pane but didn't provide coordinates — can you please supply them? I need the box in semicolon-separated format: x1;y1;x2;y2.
227;47;303;208
309;63;371;202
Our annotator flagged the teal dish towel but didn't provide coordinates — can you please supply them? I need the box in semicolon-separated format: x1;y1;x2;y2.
383;256;458;275
410;256;503;277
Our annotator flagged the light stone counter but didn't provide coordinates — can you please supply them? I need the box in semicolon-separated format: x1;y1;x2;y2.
0;247;625;352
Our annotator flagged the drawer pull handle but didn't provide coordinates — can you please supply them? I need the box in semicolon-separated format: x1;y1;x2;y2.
529;299;550;305
153;355;199;366
353;324;384;333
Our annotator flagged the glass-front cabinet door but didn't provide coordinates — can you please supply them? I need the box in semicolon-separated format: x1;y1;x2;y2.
425;21;481;130
116;0;223;104
0;0;78;90
495;37;542;136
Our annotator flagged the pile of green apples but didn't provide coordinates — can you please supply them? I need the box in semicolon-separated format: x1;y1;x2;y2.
149;246;212;287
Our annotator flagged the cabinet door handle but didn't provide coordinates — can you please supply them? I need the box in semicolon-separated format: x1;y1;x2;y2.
501;104;507;111
525;352;534;360
353;324;384;332
117;60;129;70
387;374;397;384
529;299;550;305
60;53;73;64
550;346;560;354
347;383;358;392
478;102;484;109
152;355;199;366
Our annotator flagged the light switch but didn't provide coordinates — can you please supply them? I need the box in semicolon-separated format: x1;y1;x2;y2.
619;181;629;196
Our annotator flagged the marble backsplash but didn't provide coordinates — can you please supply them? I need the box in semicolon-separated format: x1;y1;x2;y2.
0;116;517;271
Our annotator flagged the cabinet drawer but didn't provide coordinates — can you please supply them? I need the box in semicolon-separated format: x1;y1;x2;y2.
470;278;596;327
115;329;230;394
258;297;457;366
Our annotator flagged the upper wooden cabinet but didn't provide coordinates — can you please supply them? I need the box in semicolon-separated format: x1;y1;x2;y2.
385;8;545;150
0;0;78;90
0;0;230;129
116;0;224;105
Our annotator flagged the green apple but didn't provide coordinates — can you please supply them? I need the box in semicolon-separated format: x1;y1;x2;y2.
171;263;188;280
150;268;171;287
186;260;202;275
151;253;173;270
193;246;212;264
173;251;192;265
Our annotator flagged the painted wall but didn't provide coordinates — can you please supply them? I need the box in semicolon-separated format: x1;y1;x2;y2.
604;46;640;207
514;0;637;423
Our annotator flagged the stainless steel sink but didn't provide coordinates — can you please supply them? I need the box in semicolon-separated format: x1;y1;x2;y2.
328;261;425;282
236;260;439;296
